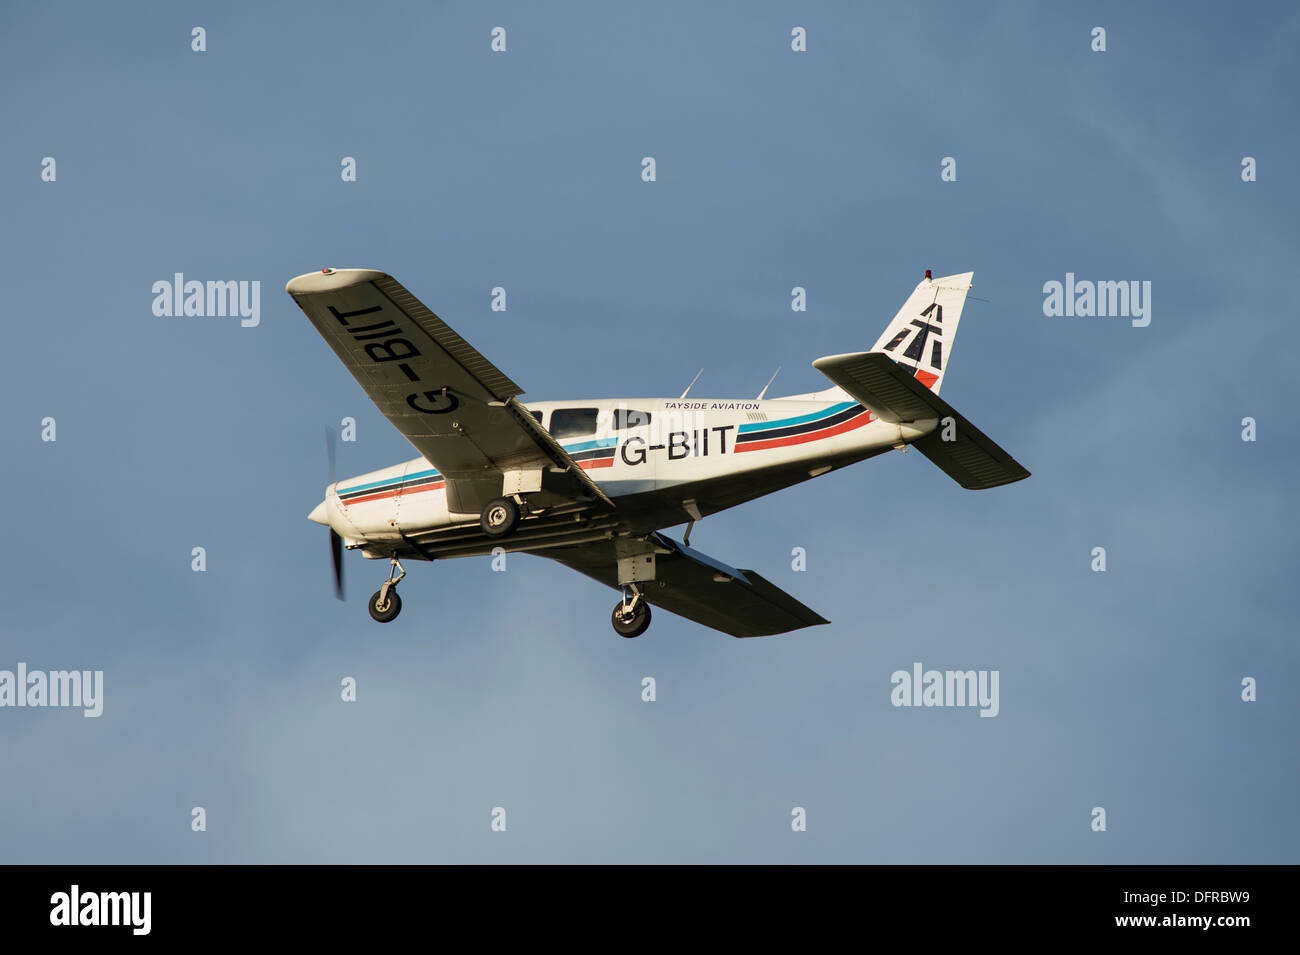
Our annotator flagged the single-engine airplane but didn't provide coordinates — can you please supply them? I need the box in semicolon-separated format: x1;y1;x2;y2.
290;268;1028;638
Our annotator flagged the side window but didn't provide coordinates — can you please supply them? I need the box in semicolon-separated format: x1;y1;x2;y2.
528;410;543;424
550;407;598;439
612;409;652;429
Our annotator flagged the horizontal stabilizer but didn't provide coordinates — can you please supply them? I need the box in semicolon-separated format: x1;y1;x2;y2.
812;352;937;424
911;423;1030;490
813;352;1030;490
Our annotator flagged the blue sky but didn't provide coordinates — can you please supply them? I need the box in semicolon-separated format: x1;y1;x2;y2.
1;1;1296;862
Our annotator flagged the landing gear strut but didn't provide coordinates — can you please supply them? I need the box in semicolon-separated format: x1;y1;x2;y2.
611;587;652;638
368;556;405;623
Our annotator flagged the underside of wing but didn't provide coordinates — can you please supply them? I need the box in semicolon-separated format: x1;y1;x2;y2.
544;533;829;638
288;269;610;512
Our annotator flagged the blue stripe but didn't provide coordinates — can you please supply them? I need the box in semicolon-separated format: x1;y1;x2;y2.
340;467;441;494
562;437;619;453
339;436;616;495
738;401;856;434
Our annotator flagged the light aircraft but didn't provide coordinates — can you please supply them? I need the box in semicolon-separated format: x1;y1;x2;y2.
290;268;1028;638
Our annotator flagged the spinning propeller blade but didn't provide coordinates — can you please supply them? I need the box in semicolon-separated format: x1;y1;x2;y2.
326;426;344;601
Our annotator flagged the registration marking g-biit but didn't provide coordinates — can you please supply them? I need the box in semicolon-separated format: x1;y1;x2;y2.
326;303;459;414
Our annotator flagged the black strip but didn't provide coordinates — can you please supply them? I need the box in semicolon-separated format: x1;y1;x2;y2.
735;404;866;444
566;447;617;464
339;475;447;500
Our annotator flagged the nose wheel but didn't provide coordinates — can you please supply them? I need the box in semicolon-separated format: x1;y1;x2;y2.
368;556;405;623
611;589;652;638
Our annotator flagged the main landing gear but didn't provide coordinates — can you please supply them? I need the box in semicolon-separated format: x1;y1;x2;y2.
611;587;652;638
480;497;521;538
368;556;405;623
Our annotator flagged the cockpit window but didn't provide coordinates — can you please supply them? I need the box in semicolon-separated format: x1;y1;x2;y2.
550;407;598;439
612;408;652;429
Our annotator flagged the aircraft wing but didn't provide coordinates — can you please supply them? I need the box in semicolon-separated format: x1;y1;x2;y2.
544;533;829;638
287;269;612;514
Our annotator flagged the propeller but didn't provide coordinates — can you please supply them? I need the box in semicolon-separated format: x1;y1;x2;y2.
326;426;345;600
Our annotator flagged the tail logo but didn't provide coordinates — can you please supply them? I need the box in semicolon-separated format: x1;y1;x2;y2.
883;303;944;386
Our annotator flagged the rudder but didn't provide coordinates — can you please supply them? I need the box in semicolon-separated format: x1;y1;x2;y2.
869;270;973;395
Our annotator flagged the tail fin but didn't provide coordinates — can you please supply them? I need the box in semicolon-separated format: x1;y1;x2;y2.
806;271;1028;490
868;270;973;395
798;270;973;402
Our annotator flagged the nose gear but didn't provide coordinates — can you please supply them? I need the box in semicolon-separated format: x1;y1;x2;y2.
368;556;406;623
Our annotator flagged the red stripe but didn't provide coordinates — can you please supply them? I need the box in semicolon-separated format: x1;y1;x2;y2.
578;457;614;470
734;410;873;453
343;481;445;505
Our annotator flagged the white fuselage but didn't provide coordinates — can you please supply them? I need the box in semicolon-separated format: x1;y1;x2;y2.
321;396;937;556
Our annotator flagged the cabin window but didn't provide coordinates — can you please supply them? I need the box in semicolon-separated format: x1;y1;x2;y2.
550;407;598;439
612;408;652;429
528;409;543;423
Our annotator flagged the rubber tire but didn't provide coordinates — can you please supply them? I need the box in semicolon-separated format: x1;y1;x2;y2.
481;497;520;538
611;600;652;638
368;588;402;623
